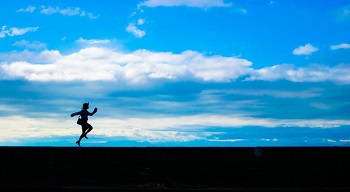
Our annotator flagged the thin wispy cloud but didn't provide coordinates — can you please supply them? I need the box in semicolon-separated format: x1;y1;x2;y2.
334;5;350;22
292;43;319;55
17;6;36;13
0;26;38;38
217;88;321;99
246;63;350;84
138;0;232;9
331;43;350;50
76;38;111;45
40;6;98;19
17;5;98;19
12;40;47;50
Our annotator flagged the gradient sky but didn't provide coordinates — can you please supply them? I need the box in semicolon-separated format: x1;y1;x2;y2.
0;0;350;146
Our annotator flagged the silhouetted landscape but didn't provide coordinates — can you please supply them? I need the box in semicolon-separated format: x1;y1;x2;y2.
1;147;349;191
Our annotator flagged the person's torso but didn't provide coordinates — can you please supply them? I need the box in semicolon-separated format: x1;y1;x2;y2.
80;110;89;120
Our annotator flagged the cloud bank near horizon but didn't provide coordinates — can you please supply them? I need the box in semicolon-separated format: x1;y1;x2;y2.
1;114;349;144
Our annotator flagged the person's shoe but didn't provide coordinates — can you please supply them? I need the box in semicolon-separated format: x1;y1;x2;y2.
84;135;88;139
76;141;81;147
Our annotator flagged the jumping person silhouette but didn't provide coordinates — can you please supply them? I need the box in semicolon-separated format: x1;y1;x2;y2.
71;102;98;147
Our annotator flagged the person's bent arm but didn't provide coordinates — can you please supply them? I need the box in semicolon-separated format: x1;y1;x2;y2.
91;108;97;116
87;108;98;116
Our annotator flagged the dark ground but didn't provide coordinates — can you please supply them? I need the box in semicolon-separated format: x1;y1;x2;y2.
0;147;349;191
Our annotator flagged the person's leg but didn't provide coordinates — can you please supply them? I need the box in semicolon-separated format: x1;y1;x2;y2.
84;123;93;139
76;125;88;146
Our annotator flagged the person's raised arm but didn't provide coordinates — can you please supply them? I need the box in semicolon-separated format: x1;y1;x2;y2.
92;108;98;116
88;108;98;116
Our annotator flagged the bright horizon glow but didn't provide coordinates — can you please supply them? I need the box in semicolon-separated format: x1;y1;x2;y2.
0;0;350;146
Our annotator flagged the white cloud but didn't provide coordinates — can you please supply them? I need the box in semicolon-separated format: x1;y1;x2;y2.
208;139;245;142
0;27;5;38
126;23;146;38
240;9;247;14
1;46;350;84
9;27;39;36
331;43;350;50
76;37;111;45
87;12;99;19
0;116;77;142
138;0;232;9
0;50;34;62
137;18;145;25
261;138;278;142
40;6;98;19
0;26;38;38
12;40;47;50
59;7;82;16
293;43;319;55
17;6;36;13
246;64;295;82
218;88;321;99
0;50;61;63
36;50;62;63
246;63;350;84
0;47;251;83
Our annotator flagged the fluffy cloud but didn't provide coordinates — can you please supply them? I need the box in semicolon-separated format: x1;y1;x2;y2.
0;26;38;38
1;46;350;84
126;23;146;38
0;47;251;82
138;0;232;9
331;43;350;50
292;43;319;55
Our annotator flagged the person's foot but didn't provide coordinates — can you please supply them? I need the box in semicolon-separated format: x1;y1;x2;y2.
84;135;88;139
76;141;81;147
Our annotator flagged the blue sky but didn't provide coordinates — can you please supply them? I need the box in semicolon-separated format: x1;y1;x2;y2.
0;0;350;146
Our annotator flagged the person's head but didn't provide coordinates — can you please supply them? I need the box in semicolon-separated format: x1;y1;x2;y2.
82;102;89;110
